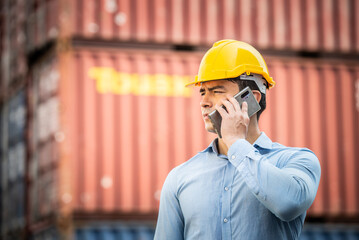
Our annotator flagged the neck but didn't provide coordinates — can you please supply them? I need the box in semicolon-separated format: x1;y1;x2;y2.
217;118;261;156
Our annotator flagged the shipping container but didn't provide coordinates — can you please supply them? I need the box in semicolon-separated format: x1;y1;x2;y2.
264;60;359;218
300;224;359;240
0;90;27;239
75;223;155;240
28;54;60;225
24;0;359;54
7;91;27;181
59;48;205;217
31;226;59;240
74;223;359;240
0;0;357;239
25;0;59;53
30;222;359;240
6;179;26;230
30;222;155;240
0;103;4;237
1;0;27;99
27;48;204;226
24;45;359;226
0;0;4;101
75;223;359;240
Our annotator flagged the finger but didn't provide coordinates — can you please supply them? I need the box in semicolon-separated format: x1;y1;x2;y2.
241;101;248;115
228;96;240;112
221;98;235;114
215;104;228;117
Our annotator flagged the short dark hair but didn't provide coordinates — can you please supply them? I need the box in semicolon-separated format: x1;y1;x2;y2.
227;79;267;120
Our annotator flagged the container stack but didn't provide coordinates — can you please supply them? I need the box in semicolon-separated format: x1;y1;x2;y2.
1;0;28;239
1;0;359;239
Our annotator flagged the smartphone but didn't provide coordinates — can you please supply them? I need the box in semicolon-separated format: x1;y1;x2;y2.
208;86;261;138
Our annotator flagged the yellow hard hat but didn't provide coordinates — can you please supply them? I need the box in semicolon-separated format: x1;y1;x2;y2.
186;40;275;89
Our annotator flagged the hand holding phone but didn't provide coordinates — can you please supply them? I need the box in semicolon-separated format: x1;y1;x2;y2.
208;87;261;138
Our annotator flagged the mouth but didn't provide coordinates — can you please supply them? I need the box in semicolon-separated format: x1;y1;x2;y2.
202;112;211;120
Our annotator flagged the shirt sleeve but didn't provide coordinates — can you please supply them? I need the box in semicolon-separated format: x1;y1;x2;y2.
227;139;321;222
154;168;184;240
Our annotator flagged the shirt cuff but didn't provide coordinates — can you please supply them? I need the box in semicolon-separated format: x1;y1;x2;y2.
227;139;255;167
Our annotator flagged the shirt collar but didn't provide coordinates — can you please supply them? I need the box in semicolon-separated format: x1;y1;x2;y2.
201;138;219;155
201;132;273;154
253;132;273;149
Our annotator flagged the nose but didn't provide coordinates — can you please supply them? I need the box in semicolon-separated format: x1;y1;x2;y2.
200;92;213;108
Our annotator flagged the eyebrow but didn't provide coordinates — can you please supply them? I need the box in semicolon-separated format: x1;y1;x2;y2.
199;85;226;93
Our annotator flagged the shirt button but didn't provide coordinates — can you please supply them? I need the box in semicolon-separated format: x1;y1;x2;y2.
224;187;229;191
224;218;228;223
231;155;236;160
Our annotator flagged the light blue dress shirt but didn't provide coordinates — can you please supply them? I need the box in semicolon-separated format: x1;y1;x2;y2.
154;133;321;240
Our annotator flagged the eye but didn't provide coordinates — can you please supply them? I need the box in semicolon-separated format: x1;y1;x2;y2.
214;91;225;94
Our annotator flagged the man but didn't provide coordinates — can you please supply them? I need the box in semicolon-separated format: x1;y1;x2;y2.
154;40;321;240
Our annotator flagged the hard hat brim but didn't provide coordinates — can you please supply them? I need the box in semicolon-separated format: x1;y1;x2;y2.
186;75;276;88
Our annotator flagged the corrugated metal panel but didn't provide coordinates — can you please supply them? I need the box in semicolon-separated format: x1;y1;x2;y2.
30;223;154;240
30;226;59;240
6;91;26;228
2;0;27;85
23;47;358;224
58;49;204;214
53;47;359;218
7;180;26;230
74;224;155;240
31;222;359;240
74;224;359;240
0;90;27;238
300;225;359;240
262;59;359;218
50;0;358;53
19;0;359;53
0;104;4;237
28;54;60;223
25;0;59;52
0;0;4;101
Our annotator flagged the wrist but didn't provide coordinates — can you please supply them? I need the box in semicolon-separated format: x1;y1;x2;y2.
224;136;244;148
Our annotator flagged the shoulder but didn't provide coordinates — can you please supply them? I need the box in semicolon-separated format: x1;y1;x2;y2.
270;142;320;173
170;152;207;177
163;152;207;189
272;142;318;160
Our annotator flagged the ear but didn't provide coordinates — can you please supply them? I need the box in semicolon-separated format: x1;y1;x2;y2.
252;90;261;103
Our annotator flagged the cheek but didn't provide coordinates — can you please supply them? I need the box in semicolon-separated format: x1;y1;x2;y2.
214;96;226;105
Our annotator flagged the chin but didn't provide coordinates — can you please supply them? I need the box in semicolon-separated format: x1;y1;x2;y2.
204;123;216;133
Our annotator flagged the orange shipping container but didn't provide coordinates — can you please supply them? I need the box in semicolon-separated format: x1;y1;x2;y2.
264;60;359;218
28;46;359;227
60;48;206;215
24;0;359;53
